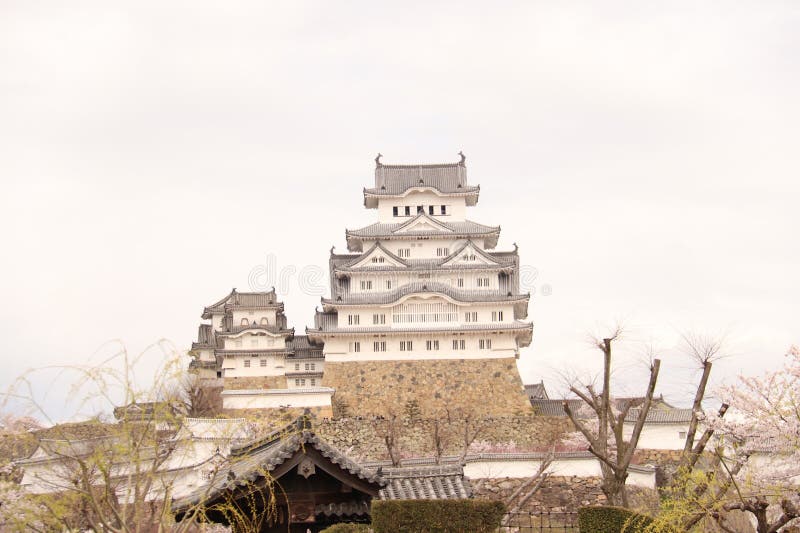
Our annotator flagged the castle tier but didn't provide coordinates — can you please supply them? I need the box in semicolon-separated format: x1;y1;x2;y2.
307;155;534;416
188;288;333;412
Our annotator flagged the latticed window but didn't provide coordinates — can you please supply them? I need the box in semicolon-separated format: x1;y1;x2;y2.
452;339;466;350
373;313;386;325
457;278;464;288
492;311;504;321
349;341;361;352
436;247;450;257
477;277;490;287
243;359;251;367
479;339;492;350
260;359;267;367
464;311;478;322
426;340;440;350
392;301;458;324
373;341;386;352
348;314;360;325
398;248;410;258
400;340;413;351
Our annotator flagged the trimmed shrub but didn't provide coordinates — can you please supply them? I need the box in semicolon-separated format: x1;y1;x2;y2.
578;506;655;533
371;499;505;533
319;524;371;533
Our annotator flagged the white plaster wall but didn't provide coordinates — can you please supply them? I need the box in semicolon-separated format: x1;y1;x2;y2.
231;309;278;327
348;270;502;294
322;330;518;362
362;237;492;260
377;191;467;223
221;353;286;377
463;458;655;489
623;423;688;450
335;299;516;328
221;389;333;409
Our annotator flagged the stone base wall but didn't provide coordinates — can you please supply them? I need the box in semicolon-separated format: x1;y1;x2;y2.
223;376;285;390
322;358;533;418
473;476;658;513
314;415;569;462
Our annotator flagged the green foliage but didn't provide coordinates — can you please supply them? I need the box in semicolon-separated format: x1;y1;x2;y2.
371;499;505;533
577;506;655;533
319;523;371;533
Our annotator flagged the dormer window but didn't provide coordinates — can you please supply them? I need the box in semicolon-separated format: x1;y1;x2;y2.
240;318;249;326
417;205;424;214
260;317;269;325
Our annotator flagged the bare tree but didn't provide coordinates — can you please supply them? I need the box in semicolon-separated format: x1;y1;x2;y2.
563;330;662;507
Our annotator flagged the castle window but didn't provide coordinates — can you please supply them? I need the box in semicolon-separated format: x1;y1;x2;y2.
386;280;392;289
240;318;249;326
310;378;316;386
350;341;361;353
301;378;306;386
393;206;399;216
243;359;251;368
373;313;386;325
426;340;439;351
436;247;449;257
477;277;490;287
260;359;267;367
400;340;413;351
428;205;434;215
398;249;410;258
348;314;360;325
260;317;269;325
404;206;411;216
479;339;492;350
457;278;464;288
452;339;466;350
492;311;504;321
360;280;373;290
679;431;687;440
295;378;300;386
295;363;300;371
464;311;478;322
440;205;447;215
417;205;424;214
373;341;386;352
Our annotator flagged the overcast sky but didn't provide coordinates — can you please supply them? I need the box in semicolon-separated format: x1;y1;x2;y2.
1;1;798;419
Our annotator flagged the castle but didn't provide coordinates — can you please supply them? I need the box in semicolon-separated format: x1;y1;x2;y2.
189;154;534;417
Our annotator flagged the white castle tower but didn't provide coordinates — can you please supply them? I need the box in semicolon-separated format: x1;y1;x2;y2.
308;154;534;417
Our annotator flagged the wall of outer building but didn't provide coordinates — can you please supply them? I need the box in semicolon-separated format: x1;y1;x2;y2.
222;332;287;351
463;458;655;489
322;330;518;362
221;353;286;377
376;191;468;223
221;389;333;409
622;422;690;450
334;299;518;328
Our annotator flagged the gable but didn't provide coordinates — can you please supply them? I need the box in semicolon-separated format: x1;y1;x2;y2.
393;214;453;235
441;242;499;267
351;245;406;269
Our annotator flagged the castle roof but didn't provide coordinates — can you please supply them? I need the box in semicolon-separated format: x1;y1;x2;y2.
364;157;479;207
345;215;500;251
201;288;282;319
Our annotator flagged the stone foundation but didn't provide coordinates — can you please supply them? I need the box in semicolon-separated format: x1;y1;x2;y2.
223;376;285;390
322;358;532;418
315;414;570;461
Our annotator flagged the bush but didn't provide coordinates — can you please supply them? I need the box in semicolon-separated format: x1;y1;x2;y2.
578;506;655;533
371;499;505;533
319;523;371;533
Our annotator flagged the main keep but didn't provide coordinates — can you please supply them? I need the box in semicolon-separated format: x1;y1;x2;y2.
190;155;535;417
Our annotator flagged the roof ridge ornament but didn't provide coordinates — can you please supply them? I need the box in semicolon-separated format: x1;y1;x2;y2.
375;153;383;167
458;151;466;166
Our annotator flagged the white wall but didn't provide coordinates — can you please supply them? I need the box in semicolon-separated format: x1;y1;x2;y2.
221;353;286;377
322;330;519;362
622;422;688;450
221;388;334;409
376;191;468;223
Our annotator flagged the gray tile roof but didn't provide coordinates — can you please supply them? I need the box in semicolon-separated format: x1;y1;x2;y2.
524;381;549;400
322;282;530;307
366;160;479;197
202;288;282;319
530;398;692;424
191;324;216;351
379;464;472;500
216;324;294;336
286;335;324;359
308;313;533;338
346;217;499;239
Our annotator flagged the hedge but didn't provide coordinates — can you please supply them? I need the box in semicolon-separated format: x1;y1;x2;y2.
371;499;505;533
319;524;371;533
577;506;655;533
